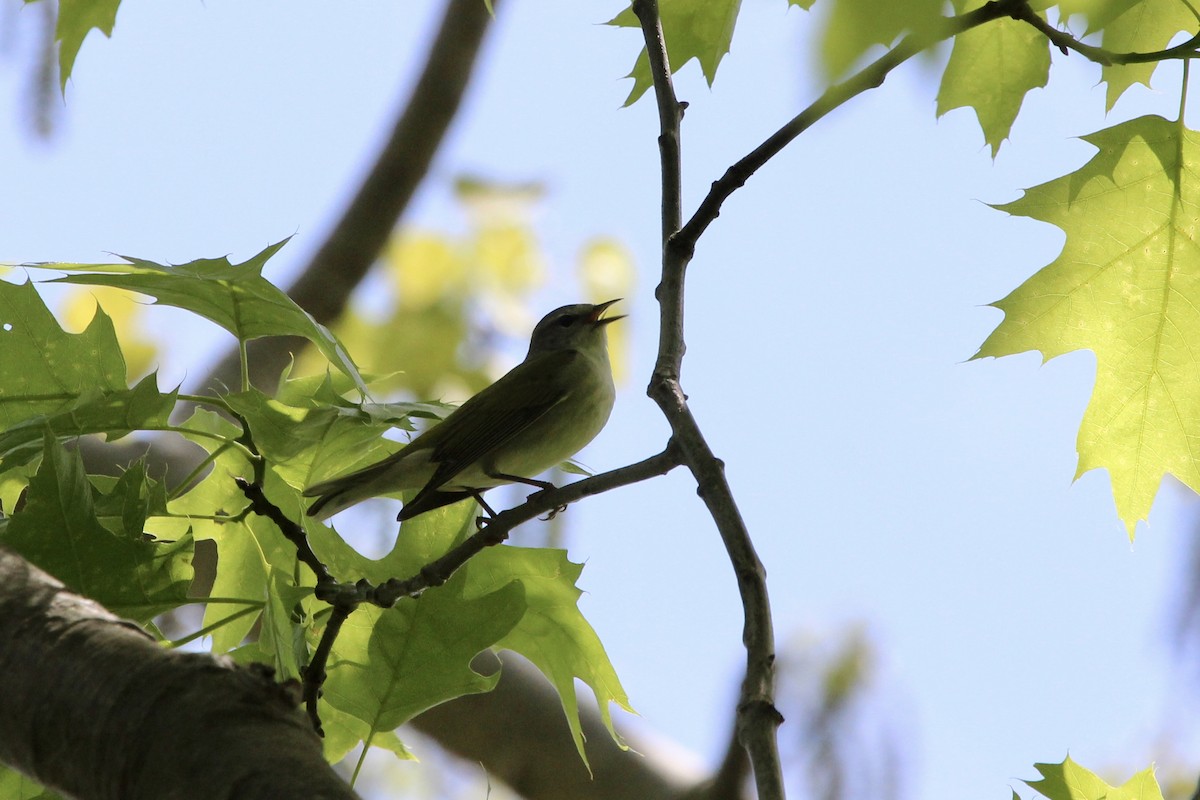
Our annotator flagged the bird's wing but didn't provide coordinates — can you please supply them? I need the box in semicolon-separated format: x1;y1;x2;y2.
421;348;580;490
303;442;411;498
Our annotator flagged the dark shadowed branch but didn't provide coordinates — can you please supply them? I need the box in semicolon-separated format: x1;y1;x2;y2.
199;0;500;394
0;547;357;800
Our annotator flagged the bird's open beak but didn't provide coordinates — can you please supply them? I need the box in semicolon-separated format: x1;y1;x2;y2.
589;298;626;326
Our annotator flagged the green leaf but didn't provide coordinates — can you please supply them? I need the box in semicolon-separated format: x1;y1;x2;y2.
0;280;127;429
976;115;1200;536
936;0;1050;156
50;0;122;90
259;570;314;680
165;408;282;651
221;386;420;492
25;241;366;393
0;374;177;471
319;705;415;766
321;579;525;742
609;0;743;106
0;765;62;800
307;489;630;763
817;0;944;79
1023;756;1162;800
465;547;633;765
0;437;192;623
1087;0;1196;109
307;502;523;752
90;460;170;540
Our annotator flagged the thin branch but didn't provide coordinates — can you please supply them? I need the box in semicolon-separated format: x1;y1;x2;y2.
677;0;1023;255
234;477;335;586
198;0;499;394
368;445;681;607
303;601;354;735
238;445;680;734
630;0;786;798
1008;1;1200;66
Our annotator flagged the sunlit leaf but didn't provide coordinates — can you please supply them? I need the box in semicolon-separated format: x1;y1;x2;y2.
0;280;127;429
977;115;1200;536
609;0;742;105
49;0;122;90
465;546;633;765
936;0;1050;156
24;240;366;393
0;437;192;623
0;374;177;471
1022;755;1162;800
817;0;944;79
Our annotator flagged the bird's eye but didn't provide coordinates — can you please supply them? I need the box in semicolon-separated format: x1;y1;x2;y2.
556;314;576;328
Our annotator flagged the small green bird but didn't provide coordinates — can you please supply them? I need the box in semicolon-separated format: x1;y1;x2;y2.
305;300;623;522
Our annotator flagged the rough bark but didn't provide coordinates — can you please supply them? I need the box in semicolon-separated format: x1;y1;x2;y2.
0;547;357;800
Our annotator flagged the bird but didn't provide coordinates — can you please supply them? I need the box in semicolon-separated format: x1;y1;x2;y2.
304;299;623;523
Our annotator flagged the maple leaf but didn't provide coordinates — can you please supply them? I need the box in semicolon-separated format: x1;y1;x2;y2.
608;0;742;105
936;0;1050;156
817;0;944;79
1058;0;1198;109
1022;755;1162;800
50;0;122;90
976;114;1200;537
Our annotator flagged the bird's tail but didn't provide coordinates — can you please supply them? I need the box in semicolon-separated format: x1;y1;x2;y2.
303;463;388;521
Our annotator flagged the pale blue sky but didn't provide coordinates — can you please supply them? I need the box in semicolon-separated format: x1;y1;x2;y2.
1;2;1195;798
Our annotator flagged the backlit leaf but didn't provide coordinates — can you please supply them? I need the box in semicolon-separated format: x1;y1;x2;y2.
936;0;1050;156
977;115;1200;536
609;0;742;105
0;437;192;623
1022;755;1162;800
25;241;366;393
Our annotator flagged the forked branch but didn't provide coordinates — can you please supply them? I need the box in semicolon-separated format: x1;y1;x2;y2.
630;1;785;798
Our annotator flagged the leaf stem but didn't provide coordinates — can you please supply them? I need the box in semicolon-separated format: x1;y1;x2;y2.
676;0;1022;256
166;603;263;649
1008;1;1200;66
239;339;250;393
1181;58;1192;124
630;0;791;797
176;393;235;413
166;441;233;501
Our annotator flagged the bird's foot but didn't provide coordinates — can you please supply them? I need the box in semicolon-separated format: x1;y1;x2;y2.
540;502;569;521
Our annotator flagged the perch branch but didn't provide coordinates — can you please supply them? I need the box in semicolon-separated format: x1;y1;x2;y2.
367;445;681;607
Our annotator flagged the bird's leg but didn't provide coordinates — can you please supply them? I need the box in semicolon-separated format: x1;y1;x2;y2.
486;471;567;520
471;491;499;529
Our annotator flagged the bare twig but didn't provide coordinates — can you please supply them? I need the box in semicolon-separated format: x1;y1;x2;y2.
199;0;499;394
677;0;1023;254
303;600;354;735
238;445;680;734
368;445;681;606
234;477;334;586
629;1;785;797
1007;1;1200;66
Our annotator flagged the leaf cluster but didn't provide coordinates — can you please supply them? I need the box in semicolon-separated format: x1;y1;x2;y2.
0;244;630;787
